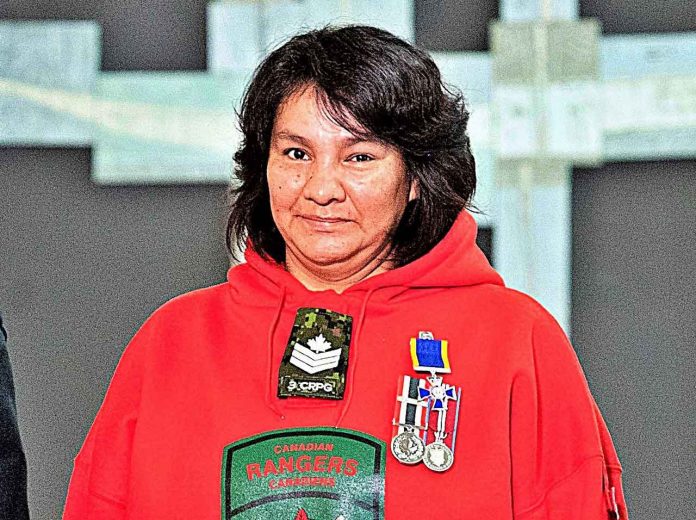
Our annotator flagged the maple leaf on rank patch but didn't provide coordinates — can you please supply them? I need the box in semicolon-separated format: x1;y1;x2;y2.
294;509;309;520
307;333;333;353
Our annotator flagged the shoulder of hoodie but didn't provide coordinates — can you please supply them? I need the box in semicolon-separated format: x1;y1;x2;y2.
458;283;573;360
458;284;580;378
132;281;233;340
105;284;234;386
463;283;562;331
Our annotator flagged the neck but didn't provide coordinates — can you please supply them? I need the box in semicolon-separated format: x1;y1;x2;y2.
285;250;391;293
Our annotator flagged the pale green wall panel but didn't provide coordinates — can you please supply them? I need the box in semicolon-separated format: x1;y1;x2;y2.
528;175;572;330
599;33;696;159
206;0;414;74
604;128;696;162
431;51;492;105
601;32;696;80
500;0;578;22
545;83;602;163
602;75;696;160
263;0;414;47
335;0;415;41
92;72;244;184
0;21;100;145
492;162;572;330
207;1;262;73
470;147;496;221
263;0;318;50
492;86;540;157
493;183;528;288
0;21;99;89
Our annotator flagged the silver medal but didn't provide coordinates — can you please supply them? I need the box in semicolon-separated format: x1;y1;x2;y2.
422;440;454;472
391;430;426;464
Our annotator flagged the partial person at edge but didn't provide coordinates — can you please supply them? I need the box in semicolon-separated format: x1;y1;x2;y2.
0;313;30;519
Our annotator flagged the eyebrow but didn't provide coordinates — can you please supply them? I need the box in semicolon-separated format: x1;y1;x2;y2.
272;131;378;148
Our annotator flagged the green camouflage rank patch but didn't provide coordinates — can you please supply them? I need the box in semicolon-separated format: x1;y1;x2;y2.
278;308;353;400
221;428;385;520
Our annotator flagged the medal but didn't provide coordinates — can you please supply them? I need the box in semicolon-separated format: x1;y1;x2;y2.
390;375;427;464
391;430;425;464
423;440;454;472
391;331;462;472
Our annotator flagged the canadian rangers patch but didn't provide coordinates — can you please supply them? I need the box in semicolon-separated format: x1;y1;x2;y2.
221;428;385;520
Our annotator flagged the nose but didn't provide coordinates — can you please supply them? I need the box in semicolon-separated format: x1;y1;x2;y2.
302;157;346;205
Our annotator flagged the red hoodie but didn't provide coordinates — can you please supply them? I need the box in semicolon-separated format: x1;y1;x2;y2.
63;211;628;519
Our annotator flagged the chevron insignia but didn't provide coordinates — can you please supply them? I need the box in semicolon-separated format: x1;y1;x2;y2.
290;334;342;374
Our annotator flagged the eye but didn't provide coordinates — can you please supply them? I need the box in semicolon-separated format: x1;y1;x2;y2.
284;148;309;161
349;154;374;163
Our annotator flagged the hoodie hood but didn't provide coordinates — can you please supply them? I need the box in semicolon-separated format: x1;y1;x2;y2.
234;210;504;297
228;210;504;426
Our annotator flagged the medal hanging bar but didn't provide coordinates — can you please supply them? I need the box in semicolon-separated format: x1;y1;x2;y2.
410;331;451;375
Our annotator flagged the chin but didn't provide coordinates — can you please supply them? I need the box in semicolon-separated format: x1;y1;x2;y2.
300;243;356;266
304;251;352;267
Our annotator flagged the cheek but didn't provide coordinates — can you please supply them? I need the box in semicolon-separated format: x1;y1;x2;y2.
268;163;304;211
347;186;406;239
354;171;409;223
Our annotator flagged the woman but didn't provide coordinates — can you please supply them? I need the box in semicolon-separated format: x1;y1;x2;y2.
64;26;628;519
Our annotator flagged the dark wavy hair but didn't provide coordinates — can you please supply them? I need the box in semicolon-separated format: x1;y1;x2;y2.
226;25;476;267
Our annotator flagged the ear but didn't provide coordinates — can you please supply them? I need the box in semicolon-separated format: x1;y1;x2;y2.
408;178;419;202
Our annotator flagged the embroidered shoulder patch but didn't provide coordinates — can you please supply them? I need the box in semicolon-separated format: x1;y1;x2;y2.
221;427;385;520
278;308;353;400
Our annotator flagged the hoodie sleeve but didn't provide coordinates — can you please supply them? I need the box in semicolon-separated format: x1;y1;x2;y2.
510;308;628;519
62;313;158;519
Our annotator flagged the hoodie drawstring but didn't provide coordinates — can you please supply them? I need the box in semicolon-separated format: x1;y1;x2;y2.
265;285;287;419
334;288;376;428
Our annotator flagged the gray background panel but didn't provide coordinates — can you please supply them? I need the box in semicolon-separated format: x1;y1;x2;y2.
572;161;696;519
0;148;229;516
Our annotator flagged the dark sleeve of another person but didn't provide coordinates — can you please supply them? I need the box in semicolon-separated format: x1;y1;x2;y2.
0;314;30;519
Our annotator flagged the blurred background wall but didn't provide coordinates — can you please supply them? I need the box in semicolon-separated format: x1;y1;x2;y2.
1;0;694;518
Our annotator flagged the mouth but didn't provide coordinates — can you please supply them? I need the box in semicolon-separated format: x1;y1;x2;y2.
297;214;352;230
299;214;351;224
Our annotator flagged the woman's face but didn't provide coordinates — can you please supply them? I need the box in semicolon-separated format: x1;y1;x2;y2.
267;87;416;280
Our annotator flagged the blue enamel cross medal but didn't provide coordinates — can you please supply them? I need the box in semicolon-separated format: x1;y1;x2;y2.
391;331;462;472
